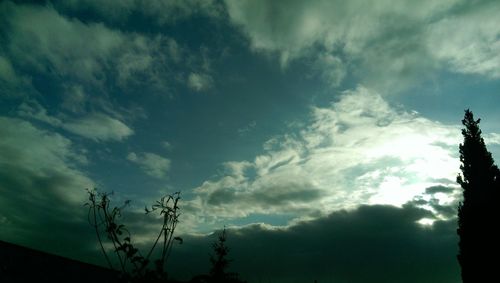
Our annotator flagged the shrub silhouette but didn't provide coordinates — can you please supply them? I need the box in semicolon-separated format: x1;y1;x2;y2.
456;110;500;282
85;189;182;282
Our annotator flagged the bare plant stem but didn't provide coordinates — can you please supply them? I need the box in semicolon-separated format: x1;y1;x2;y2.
92;204;113;269
102;202;126;272
86;189;182;281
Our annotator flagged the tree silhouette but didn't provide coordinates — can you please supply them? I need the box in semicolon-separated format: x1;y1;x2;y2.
209;227;230;281
456;109;500;282
206;227;245;283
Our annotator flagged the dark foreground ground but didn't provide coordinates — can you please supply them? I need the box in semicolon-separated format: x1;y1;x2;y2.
0;240;200;282
0;240;118;282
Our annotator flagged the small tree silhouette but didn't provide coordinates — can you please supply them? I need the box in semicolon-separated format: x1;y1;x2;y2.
209;227;244;283
209;227;230;281
456;110;500;282
85;189;182;282
191;227;245;283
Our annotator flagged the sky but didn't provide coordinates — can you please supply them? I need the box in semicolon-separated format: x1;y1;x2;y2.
1;0;500;282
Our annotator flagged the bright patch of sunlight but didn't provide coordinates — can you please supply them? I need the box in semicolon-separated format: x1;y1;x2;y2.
364;130;459;208
369;177;426;207
367;133;459;181
417;218;436;226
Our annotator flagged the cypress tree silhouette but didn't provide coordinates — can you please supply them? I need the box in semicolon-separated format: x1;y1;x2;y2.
456;110;500;282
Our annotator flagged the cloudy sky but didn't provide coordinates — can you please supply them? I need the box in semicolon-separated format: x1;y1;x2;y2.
1;0;500;282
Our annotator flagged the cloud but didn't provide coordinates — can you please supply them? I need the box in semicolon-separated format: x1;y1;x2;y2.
0;116;98;260
0;1;185;95
0;55;35;97
224;0;498;89
426;1;500;78
57;0;224;25
162;141;174;151
114;35;182;93
168;204;459;283
408;185;461;220
60;85;87;113
127;152;171;178
186;86;461;226
425;185;456;195
17;99;63;127
187;72;214;92
237;120;257;136
63;113;134;142
0;1;124;86
17;100;134;142
1;0;223;107
484;133;500;145
311;52;347;87
0;55;20;86
224;0;456;59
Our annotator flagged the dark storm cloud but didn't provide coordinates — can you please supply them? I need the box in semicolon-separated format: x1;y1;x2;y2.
168;204;460;283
